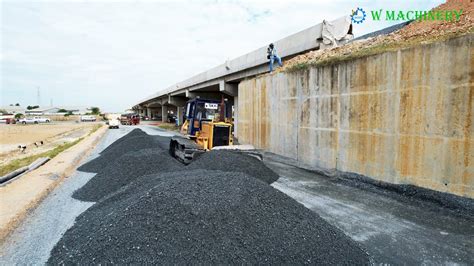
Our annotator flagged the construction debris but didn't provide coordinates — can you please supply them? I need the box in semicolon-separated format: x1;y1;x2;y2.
49;170;369;264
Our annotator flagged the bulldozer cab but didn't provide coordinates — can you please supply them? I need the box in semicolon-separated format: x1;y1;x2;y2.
183;98;228;137
171;98;233;164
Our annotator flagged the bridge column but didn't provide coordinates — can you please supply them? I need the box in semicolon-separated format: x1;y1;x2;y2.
233;96;238;138
185;90;222;100
168;95;187;126
161;105;168;123
177;106;184;126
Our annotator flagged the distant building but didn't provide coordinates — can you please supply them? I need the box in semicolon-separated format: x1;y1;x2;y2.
0;106;26;115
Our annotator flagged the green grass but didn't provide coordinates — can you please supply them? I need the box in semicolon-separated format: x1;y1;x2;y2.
158;123;180;132
287;62;310;73
0;138;83;177
285;30;473;73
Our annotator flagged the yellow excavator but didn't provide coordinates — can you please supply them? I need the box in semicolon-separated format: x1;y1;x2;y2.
169;98;234;164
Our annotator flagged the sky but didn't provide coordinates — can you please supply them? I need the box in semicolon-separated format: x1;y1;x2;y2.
1;0;444;112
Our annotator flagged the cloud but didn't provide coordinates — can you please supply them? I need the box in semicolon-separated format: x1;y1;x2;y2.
1;0;444;111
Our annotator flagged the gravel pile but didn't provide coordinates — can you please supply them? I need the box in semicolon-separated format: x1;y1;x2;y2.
151;135;173;150
73;149;182;202
49;170;369;264
187;150;279;184
100;128;148;154
58;129;368;263
78;134;159;173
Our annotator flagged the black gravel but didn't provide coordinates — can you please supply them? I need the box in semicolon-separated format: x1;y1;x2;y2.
49;170;369;264
100;128;148;154
59;129;368;263
77;134;158;173
337;171;474;219
73;149;182;202
151;135;173;150
187;150;279;184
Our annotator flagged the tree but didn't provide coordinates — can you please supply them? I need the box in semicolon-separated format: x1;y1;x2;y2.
15;103;20;106
27;105;39;110
64;111;73;117
58;109;68;113
15;113;24;119
90;107;100;115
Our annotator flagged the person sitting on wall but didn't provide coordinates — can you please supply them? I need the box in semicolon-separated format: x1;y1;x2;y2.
267;43;283;72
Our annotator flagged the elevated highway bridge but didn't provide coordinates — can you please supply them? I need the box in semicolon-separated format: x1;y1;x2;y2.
133;15;352;130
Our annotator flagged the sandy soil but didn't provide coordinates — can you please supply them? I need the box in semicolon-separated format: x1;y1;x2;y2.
0;122;99;165
0;125;108;244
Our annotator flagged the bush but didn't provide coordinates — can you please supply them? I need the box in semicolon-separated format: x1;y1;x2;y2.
14;113;24;119
91;107;100;115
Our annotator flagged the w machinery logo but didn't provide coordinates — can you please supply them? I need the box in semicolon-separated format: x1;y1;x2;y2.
350;6;463;23
351;7;367;24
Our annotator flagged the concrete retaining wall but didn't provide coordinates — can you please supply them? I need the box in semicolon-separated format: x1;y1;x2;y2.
238;34;473;198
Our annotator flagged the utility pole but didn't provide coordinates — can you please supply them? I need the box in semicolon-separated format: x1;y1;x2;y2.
37;87;41;106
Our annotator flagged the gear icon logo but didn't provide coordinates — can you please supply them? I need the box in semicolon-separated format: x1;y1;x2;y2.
351;7;366;24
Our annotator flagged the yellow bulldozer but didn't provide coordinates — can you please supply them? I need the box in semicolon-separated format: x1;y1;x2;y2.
169;98;234;164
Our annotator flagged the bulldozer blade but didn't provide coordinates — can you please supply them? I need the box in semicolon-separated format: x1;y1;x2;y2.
169;137;205;165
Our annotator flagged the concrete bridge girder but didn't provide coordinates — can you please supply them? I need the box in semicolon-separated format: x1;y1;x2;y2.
135;16;352;107
168;95;187;107
219;81;238;97
185;90;223;100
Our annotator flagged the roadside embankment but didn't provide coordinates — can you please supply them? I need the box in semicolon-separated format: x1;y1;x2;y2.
0;125;107;242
